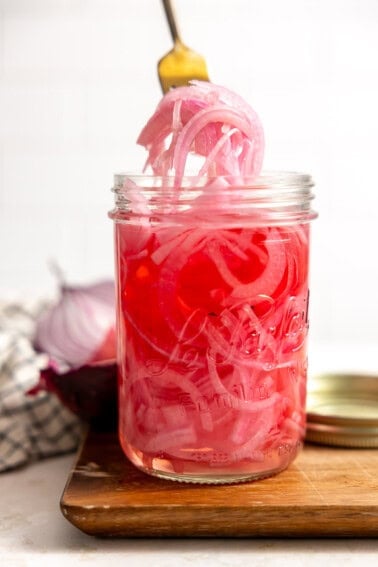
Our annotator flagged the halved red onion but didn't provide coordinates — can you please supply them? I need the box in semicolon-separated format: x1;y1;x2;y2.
34;280;116;370
31;279;117;423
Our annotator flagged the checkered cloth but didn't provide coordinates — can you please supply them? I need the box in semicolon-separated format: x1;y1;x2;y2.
0;299;82;472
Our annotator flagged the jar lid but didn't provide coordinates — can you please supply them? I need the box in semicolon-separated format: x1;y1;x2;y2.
305;373;378;448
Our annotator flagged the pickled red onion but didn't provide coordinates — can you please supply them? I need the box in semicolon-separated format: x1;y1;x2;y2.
137;81;264;184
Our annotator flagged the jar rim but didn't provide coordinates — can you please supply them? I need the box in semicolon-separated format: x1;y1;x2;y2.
113;170;314;190
110;170;317;226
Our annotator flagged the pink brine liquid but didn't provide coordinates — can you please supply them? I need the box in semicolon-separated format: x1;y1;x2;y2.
115;220;309;483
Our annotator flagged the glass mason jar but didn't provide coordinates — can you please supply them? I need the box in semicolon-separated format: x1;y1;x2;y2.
109;173;317;484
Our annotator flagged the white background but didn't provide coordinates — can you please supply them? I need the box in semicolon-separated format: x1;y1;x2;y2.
1;0;378;350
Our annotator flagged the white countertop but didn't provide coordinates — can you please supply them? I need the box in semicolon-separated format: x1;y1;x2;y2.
1;343;378;566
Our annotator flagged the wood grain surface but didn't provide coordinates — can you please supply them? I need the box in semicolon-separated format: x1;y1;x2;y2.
60;429;378;537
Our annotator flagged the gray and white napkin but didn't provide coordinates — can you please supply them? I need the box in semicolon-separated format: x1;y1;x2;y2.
0;300;81;472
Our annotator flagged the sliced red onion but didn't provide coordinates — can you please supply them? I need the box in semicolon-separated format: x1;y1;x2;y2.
137;81;264;184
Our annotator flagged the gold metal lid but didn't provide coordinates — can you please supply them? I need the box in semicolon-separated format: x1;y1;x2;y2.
306;373;378;448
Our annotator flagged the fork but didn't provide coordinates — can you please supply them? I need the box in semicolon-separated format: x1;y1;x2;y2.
158;0;210;93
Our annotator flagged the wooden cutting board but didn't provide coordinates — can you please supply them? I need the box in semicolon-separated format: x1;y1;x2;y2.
61;429;378;537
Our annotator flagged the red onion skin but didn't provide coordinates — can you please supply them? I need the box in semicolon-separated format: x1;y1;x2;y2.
29;361;118;429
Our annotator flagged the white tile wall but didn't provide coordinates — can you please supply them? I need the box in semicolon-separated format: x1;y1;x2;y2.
1;0;378;345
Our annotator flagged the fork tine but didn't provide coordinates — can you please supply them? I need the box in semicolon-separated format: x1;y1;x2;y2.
158;43;209;93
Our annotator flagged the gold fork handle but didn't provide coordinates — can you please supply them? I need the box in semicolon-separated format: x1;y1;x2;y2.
161;0;182;45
